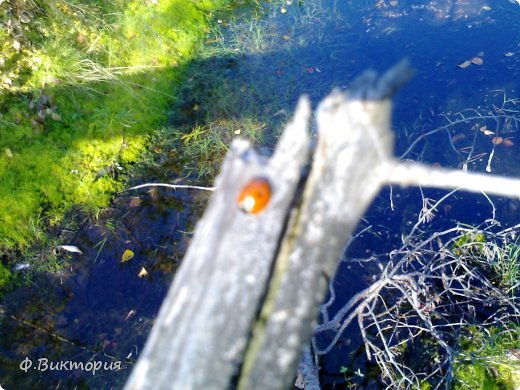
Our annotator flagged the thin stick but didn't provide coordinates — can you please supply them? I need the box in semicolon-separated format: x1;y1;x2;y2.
126;183;216;192
386;161;520;199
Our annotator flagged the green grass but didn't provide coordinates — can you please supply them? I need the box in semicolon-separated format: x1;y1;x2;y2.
0;0;243;249
454;325;520;389
494;241;520;293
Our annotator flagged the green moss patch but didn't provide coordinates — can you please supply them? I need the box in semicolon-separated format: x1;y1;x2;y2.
0;0;236;248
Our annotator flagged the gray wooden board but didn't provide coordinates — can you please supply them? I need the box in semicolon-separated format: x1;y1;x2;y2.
240;62;413;389
124;98;311;389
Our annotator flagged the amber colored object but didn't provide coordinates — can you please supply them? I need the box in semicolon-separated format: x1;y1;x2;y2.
492;136;503;145
237;177;272;214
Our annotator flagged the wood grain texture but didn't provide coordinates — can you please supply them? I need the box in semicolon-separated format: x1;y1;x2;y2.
124;97;311;390
239;63;412;389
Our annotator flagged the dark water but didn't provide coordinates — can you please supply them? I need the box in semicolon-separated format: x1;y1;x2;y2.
1;0;520;388
0;185;208;388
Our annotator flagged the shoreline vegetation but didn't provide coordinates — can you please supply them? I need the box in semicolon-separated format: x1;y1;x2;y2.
0;0;260;269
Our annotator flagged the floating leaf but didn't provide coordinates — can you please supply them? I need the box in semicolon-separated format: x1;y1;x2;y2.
57;245;83;254
451;133;466;143
504;52;514;57
129;197;142;208
480;125;495;135
482;5;491;11
458;60;472;68
121;249;135;262
5;148;13;158
503;139;514;147
470;57;483;65
491;136;503;145
124;309;137;321
138;267;149;278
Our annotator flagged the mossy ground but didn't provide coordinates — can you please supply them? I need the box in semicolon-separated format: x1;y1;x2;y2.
0;0;245;250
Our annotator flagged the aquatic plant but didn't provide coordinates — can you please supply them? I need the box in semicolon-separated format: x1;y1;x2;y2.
400;91;520;174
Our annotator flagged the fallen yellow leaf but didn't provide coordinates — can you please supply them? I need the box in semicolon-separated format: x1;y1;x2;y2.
121;249;135;263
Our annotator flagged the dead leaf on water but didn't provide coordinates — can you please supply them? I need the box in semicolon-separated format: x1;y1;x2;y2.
57;245;83;254
491;136;503;145
138;267;149;278
129;197;142;208
480;125;495;135
148;187;158;201
121;249;135;263
451;133;466;143
503;139;514;147
505;52;515;57
458;60;472;68
124;309;137;321
470;57;483;65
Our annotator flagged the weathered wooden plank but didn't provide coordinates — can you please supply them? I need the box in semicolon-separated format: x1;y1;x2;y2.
124;97;311;390
238;61;414;389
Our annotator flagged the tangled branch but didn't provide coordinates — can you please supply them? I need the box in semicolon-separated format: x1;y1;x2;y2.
312;215;520;388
